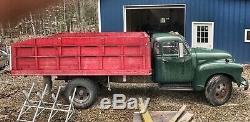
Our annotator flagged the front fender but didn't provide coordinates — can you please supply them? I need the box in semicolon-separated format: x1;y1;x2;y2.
193;62;243;91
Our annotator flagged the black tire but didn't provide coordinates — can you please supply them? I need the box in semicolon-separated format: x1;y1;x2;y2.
64;78;98;109
205;75;232;106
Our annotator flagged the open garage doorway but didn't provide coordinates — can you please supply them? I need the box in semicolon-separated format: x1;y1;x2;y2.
124;5;185;36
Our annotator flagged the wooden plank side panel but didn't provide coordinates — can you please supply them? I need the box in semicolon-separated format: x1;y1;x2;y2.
16;58;36;70
103;57;121;70
60;57;79;70
81;46;103;56
37;47;58;56
36;38;60;46
16;47;35;57
81;57;102;70
38;57;57;70
62;37;103;46
124;37;144;46
11;32;152;76
104;46;121;56
104;37;124;45
124;56;143;70
124;46;143;55
61;47;79;56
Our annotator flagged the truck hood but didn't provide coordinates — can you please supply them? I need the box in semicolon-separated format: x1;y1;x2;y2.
191;48;232;60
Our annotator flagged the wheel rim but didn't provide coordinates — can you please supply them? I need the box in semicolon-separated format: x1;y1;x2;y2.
74;86;90;104
214;81;230;101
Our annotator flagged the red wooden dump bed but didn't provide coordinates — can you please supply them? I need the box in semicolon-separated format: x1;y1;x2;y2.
11;32;151;76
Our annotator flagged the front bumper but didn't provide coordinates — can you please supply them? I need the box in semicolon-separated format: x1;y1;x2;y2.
241;77;249;90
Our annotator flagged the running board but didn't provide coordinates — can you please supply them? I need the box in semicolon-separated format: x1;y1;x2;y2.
159;84;193;91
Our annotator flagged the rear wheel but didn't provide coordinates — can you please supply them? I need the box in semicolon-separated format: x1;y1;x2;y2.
64;78;98;109
205;75;232;106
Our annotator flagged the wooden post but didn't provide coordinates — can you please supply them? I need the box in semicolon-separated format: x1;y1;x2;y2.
138;99;153;122
169;105;187;122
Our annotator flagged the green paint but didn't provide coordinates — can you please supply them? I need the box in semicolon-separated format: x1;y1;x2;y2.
151;32;245;91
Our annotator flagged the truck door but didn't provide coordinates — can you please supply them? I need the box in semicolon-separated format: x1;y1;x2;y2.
154;41;194;83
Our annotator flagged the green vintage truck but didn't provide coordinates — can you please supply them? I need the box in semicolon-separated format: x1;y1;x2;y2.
11;32;249;108
151;32;248;106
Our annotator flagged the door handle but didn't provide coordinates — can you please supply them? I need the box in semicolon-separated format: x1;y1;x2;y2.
162;59;168;63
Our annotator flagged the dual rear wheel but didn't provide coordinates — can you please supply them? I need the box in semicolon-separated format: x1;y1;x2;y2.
64;78;98;109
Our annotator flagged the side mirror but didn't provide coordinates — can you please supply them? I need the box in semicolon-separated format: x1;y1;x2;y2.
179;43;184;58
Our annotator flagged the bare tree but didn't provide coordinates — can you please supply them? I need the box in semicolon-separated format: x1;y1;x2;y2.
0;0;99;42
63;0;68;32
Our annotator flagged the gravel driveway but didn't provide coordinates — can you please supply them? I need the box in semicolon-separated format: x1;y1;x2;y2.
0;67;249;122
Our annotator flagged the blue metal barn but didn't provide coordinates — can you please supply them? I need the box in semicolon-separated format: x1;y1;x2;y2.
98;0;250;63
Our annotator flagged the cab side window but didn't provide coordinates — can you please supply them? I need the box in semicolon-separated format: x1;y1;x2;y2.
162;41;179;55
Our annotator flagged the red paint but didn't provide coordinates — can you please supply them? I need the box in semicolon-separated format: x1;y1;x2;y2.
11;32;151;76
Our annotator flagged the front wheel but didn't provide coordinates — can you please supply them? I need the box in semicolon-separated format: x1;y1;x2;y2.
64;78;98;109
205;75;232;106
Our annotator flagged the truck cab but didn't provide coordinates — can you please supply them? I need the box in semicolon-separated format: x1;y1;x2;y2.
151;32;248;106
152;33;194;85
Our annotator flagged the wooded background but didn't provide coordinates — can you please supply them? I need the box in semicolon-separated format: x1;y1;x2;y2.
0;0;98;45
